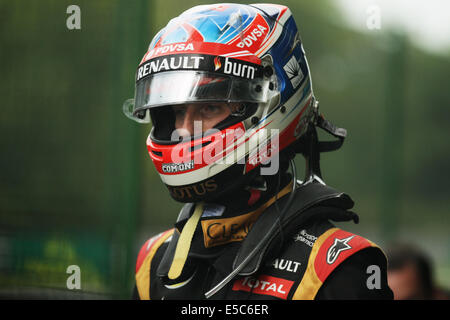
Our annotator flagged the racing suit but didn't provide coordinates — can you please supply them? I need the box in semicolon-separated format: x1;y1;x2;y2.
133;173;393;300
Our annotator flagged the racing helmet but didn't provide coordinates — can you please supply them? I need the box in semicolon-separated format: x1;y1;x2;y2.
124;3;318;203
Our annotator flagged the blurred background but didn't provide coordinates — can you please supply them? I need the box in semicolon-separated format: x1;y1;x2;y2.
0;0;448;299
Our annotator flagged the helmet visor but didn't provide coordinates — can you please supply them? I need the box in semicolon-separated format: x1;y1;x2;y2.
125;71;271;123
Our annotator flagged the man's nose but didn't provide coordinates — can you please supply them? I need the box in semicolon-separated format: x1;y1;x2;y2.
177;106;198;137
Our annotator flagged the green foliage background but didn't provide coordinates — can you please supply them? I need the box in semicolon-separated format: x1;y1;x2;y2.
0;0;448;298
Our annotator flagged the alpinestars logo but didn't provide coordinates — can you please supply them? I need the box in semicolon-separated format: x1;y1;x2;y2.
326;235;355;264
283;55;304;88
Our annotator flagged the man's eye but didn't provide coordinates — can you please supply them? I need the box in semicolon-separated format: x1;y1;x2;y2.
173;108;185;117
201;104;222;115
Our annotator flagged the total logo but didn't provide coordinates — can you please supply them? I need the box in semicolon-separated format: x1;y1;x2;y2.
232;275;294;299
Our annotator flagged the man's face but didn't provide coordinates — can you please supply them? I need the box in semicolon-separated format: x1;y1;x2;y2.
388;263;425;300
172;102;240;137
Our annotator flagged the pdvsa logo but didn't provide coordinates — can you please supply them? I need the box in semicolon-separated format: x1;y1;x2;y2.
141;43;195;63
236;24;267;48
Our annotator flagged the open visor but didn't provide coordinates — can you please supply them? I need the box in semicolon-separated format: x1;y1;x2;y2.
124;71;272;123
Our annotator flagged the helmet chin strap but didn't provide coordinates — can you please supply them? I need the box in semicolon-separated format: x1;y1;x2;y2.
296;102;347;186
301;125;325;185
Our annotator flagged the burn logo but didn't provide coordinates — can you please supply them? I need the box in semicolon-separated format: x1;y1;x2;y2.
223;57;256;79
